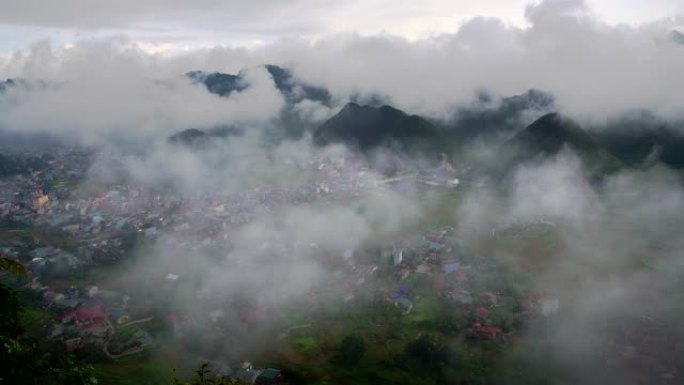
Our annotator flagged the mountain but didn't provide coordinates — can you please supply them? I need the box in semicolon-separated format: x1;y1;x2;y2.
167;125;245;148
672;30;684;45
0;78;17;93
186;71;244;97
313;103;451;156
168;128;209;147
264;64;331;104
187;65;332;141
593;115;684;168
187;65;330;105
504;113;623;175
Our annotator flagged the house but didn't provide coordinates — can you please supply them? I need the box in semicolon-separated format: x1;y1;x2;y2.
143;226;157;237
65;337;83;352
475;307;490;318
62;306;105;325
97;289;123;304
29;247;58;259
78;322;109;339
391;293;413;314
448;288;473;304
343;248;355;259
393;249;404;266
255;368;284;385
473;323;502;339
61;223;81;233
107;308;130;325
540;298;560;316
522;295;559;316
129;330;153;348
32;194;49;210
165;273;180;282
54;297;81;309
441;259;461;274
86;285;99;297
236;363;262;385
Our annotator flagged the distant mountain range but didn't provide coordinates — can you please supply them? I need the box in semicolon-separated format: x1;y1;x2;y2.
2;64;683;171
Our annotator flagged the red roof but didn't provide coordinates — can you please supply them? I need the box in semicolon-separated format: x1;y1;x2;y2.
476;307;490;317
65;306;105;322
79;322;107;332
426;236;446;244
474;323;501;335
65;339;82;352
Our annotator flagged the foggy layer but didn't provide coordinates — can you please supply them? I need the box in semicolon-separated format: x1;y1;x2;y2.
94;140;684;383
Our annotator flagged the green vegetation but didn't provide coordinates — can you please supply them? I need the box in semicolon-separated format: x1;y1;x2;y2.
292;336;319;356
94;358;174;385
334;334;367;367
0;259;97;385
173;363;246;385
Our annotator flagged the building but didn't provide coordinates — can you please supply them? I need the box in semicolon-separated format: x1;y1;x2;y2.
255;369;285;385
62;306;105;325
31;192;49;210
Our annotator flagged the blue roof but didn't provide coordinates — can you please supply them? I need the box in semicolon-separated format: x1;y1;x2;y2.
442;262;461;273
259;368;280;380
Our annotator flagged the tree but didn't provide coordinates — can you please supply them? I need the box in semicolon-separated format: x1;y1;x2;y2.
334;334;367;367
0;256;28;278
174;363;248;385
404;335;449;368
0;258;97;385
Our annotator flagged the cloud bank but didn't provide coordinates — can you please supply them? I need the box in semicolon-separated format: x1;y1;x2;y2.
0;0;682;145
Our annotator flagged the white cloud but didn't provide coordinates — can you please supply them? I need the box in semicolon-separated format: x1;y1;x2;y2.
1;0;683;142
0;41;285;143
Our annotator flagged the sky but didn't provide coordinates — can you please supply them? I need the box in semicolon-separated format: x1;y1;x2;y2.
0;0;682;53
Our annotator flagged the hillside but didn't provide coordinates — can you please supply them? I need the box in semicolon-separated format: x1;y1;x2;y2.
593;115;684;168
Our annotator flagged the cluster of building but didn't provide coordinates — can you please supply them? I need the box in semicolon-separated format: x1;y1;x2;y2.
29;277;152;356
0;148;90;223
332;225;562;342
1;146;471;369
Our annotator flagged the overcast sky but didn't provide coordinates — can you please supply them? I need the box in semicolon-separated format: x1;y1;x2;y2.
0;0;682;53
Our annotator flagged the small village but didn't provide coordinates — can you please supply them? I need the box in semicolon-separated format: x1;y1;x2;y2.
1;146;680;385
